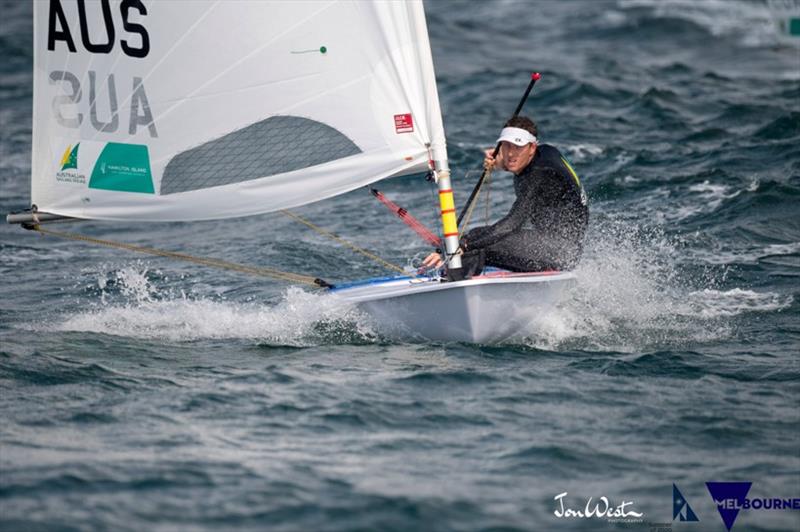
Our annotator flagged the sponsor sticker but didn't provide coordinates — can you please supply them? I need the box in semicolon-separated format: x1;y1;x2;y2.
55;143;87;185
89;142;154;194
394;113;414;133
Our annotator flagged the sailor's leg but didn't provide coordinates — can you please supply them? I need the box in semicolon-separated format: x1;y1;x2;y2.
457;248;486;277
484;232;581;272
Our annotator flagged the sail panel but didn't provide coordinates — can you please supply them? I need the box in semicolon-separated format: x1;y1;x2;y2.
161;116;362;195
31;0;448;221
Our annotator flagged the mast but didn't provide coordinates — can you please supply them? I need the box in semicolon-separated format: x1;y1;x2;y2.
431;149;463;278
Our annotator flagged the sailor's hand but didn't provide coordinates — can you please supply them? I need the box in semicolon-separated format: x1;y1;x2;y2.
483;148;502;171
422;251;444;269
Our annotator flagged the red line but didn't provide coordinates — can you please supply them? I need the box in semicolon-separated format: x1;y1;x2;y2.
440;208;455;214
443;232;459;237
438;188;453;194
475;270;561;278
371;188;441;246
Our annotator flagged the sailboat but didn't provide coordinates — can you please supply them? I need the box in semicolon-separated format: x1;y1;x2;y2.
7;0;574;343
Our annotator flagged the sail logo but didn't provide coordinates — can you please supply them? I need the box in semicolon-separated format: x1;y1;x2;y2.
60;143;80;170
673;484;699;522
56;142;87;185
89;142;154;194
394;113;414;133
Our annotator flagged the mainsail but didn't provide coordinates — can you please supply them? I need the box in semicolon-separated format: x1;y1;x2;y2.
32;0;448;221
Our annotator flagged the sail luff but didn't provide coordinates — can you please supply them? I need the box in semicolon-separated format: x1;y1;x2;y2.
407;2;449;168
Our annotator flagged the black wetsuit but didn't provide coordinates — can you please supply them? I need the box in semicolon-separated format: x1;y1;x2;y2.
460;144;589;274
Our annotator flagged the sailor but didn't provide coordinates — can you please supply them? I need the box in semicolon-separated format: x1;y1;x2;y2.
422;116;588;275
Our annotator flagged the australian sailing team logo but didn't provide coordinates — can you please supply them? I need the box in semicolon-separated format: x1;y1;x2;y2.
60;143;79;170
56;142;87;185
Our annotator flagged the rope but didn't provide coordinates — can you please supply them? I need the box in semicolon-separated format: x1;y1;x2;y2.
369;188;441;247
279;210;411;276
459;167;492;235
30;225;329;288
483;171;493;226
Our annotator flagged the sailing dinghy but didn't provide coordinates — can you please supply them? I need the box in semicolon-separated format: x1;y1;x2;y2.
8;0;574;343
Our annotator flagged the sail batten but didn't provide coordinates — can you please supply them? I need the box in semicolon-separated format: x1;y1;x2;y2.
31;0;448;222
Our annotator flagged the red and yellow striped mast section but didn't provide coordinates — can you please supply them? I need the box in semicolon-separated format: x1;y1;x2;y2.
430;151;463;277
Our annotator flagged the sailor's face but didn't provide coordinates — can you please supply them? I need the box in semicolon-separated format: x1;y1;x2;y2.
500;141;536;174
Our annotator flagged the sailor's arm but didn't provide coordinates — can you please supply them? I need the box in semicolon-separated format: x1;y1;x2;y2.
462;185;534;250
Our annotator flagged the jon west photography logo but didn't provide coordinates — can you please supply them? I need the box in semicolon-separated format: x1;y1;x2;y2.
553;491;644;523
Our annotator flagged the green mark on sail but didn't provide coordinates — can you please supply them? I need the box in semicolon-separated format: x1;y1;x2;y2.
89;143;154;194
790;18;800;36
291;46;327;54
60;143;80;170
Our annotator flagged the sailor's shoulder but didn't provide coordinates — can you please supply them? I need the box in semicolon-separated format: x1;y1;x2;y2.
535;143;562;158
536;143;566;160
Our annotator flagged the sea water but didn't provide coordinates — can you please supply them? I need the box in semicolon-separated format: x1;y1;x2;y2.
1;1;798;530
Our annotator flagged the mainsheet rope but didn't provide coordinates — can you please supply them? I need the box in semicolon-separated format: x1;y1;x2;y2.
29;224;331;288
279;210;411;276
25;209;420;286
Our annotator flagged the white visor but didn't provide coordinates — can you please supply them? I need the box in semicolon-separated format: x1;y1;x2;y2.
497;127;537;146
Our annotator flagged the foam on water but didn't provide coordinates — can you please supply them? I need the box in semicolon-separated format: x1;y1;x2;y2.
44;265;378;346
684;288;794;318
633;178;760;224
39;220;793;350
520;216;792;352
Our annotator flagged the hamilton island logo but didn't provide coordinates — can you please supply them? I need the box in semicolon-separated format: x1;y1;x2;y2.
60;143;79;170
89;142;154;194
673;484;699;522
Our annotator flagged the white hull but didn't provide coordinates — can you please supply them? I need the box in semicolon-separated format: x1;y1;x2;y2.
332;270;575;343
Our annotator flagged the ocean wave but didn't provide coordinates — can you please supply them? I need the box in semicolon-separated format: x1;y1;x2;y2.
618;0;780;47
684;288;794;318
519;218;727;352
687;241;800;265
47;289;376;346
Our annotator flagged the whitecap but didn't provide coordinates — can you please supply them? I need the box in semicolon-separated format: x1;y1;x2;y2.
38;265;379;345
684;288;794;318
564;143;604;162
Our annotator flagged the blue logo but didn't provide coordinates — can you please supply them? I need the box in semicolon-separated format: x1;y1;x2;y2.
673;484;699;522
705;482;800;531
706;482;752;531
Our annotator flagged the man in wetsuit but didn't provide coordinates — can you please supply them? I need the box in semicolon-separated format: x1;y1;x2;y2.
422;116;588;275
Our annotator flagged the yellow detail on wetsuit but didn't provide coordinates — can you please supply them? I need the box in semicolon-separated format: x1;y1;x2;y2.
561;156;582;188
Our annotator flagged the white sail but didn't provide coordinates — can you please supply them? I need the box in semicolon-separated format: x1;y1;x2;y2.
32;0;447;221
